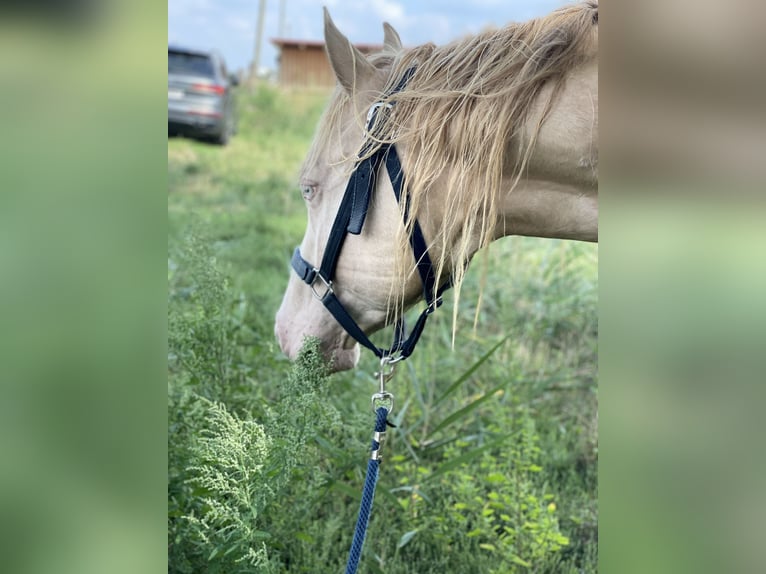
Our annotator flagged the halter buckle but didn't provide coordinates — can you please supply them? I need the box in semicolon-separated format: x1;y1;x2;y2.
309;269;334;301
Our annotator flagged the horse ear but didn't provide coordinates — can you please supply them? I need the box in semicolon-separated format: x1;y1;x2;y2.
323;8;375;93
383;22;402;52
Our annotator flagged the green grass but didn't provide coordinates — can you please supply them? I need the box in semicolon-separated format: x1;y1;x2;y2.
168;85;598;573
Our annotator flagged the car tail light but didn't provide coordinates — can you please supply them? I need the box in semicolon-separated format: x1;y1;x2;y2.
192;83;226;95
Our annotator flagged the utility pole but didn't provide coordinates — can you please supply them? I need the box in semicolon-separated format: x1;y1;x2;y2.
250;0;267;91
278;0;287;37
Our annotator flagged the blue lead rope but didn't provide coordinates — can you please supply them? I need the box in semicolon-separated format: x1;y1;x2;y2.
344;406;390;574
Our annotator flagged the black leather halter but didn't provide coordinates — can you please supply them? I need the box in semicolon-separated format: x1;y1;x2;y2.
291;68;450;362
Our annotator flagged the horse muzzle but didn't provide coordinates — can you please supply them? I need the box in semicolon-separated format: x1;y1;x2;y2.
274;302;361;372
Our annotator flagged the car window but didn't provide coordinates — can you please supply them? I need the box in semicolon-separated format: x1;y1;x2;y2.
169;51;215;78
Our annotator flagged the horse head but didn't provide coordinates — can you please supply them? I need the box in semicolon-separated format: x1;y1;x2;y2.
276;3;598;371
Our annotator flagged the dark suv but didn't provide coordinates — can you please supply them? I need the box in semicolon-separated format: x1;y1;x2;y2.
168;46;237;145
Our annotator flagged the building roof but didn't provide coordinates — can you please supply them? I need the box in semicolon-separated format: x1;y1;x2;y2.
270;38;384;52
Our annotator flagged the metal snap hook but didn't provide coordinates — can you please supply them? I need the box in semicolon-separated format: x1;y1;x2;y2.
372;356;397;414
374;356;396;389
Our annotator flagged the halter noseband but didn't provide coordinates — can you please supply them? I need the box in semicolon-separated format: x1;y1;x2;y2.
291;68;450;362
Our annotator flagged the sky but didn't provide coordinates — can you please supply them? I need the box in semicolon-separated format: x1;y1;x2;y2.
168;0;573;75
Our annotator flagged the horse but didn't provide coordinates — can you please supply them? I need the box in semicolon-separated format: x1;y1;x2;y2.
276;1;598;372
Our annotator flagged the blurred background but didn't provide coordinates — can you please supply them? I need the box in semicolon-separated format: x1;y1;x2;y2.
1;0;765;572
600;2;766;572
166;0;568;147
168;0;570;83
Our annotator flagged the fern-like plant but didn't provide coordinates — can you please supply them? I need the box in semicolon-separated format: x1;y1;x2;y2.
184;398;274;572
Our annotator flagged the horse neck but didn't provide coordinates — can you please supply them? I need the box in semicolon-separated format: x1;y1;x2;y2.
411;164;597;279
390;57;597;289
494;177;598;243
494;63;598;243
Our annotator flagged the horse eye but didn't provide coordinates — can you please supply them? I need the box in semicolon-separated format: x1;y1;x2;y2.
300;184;317;201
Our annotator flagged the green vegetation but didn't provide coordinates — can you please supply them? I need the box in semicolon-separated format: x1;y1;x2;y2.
168;86;598;573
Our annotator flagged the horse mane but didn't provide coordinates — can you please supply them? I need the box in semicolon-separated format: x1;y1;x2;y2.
304;1;598;330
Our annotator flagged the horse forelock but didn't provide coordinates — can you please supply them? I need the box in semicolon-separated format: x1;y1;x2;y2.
301;1;598;329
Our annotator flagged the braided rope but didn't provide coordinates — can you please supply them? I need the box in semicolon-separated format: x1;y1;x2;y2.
344;407;389;574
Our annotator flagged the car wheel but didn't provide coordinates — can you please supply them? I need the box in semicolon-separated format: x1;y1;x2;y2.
212;128;228;146
213;120;232;146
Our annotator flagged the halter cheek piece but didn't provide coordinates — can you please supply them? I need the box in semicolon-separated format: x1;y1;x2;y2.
291;68;451;362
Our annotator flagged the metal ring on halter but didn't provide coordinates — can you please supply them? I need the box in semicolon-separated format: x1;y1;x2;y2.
359;103;394;152
366;102;393;125
426;295;444;315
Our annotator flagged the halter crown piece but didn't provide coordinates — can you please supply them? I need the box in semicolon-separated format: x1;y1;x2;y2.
291;67;451;364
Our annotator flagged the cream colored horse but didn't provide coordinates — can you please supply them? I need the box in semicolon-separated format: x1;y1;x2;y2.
276;2;598;371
